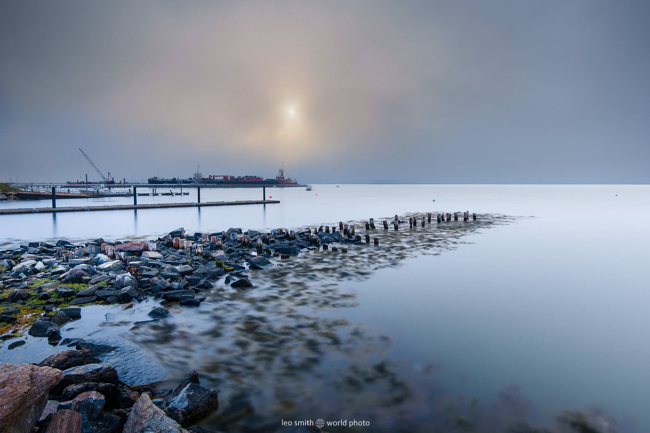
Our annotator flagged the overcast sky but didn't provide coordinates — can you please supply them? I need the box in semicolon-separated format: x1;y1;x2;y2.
1;1;649;184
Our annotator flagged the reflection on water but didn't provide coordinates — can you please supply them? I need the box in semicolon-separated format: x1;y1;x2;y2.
123;214;520;432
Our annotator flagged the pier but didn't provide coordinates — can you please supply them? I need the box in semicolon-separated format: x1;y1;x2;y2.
0;199;279;215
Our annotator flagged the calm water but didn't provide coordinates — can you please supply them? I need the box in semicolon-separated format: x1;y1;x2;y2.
1;185;649;432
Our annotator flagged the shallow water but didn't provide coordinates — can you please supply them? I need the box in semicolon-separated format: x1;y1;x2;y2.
1;185;649;432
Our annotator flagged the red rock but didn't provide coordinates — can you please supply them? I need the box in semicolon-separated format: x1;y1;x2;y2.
115;242;148;253
0;363;63;433
46;409;83;433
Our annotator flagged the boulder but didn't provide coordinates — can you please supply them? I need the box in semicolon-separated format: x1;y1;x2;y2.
45;409;84;433
114;273;137;289
231;278;253;289
52;311;73;326
0;314;17;324
76;285;100;297
71;391;105;421
142;251;163;260
0;363;63;433
60;307;82;319
149;277;169;293
63;269;86;284
118;286;139;304
28;321;60;338
8;289;30;302
98;261;124;272
148;307;171;319
115;242;148;253
95;289;119;304
165;383;219;427
70;296;97;305
173;265;194;276
94;254;112;265
249;256;272;270
55;286;76;298
39;350;100;371
54;363;119;394
123;394;188;433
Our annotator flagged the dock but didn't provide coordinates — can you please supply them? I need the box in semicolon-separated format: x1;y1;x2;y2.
0;199;279;215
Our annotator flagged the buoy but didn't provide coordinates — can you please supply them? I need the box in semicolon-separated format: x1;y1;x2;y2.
269;196;272;198
432;199;435;202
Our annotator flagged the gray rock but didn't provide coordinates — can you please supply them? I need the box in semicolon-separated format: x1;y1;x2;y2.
28;321;60;338
148;307;171;319
98;261;124;272
142;251;163;260
118;286;139;304
172;371;199;397
8;340;25;350
249;256;272;270
8;289;30;302
60;363;119;389
95;289;119;304
231;278;253;289
52;311;73;326
60;307;81;319
173;265;194;276
77;285;100;297
114;273;137;289
149;277;169;293
55;286;76;298
70;296;97;305
165;383;219;427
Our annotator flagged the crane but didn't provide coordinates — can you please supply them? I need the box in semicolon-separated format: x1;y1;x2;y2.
78;148;114;184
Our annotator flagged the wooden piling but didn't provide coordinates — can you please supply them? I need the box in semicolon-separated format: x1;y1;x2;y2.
374;238;379;246
383;220;388;230
365;234;370;243
473;213;477;220
51;186;56;209
427;213;431;223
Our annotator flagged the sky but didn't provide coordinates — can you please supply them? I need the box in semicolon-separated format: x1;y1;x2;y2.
1;0;649;184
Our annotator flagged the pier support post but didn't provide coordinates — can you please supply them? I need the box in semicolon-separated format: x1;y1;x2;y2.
51;186;56;209
263;186;266;201
198;186;201;204
134;186;137;206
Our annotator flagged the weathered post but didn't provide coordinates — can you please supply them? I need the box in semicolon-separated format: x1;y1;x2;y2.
454;213;458;221
409;217;413;228
51;186;56;209
374;238;379;246
437;214;441;223
263;186;266;201
365;222;370;230
197;186;201;204
365;234;370;244
339;221;344;231
473;213;477;220
370;218;375;229
383;220;388;230
394;221;398;231
422;216;425;227
134;186;137;206
428;213;431;223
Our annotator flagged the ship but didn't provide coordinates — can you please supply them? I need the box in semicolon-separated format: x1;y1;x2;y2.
148;168;299;187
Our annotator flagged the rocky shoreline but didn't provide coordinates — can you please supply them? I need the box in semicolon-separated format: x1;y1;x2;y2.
1;350;220;433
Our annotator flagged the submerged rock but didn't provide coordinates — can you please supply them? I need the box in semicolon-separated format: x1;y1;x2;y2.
0;363;63;433
148;306;171;319
76;336;168;386
165;383;219;427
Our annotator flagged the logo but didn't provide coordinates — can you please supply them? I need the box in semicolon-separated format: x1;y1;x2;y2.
315;419;325;429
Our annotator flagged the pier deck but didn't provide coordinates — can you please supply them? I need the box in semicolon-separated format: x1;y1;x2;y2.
0;199;279;215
